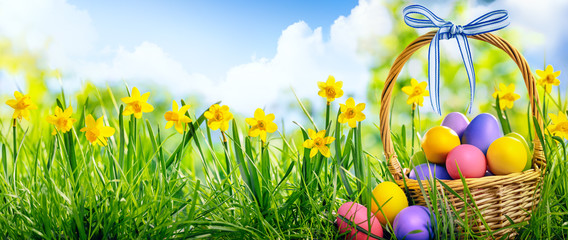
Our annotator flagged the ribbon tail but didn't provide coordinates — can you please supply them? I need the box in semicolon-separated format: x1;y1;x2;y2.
428;33;442;115
455;35;476;113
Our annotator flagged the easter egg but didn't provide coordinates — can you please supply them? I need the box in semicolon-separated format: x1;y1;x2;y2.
409;163;452;180
485;170;494;176
487;136;527;175
410;151;428;168
441;112;469;138
461;113;503;154
337;202;383;240
445;144;486;179
421;126;460;164
371;181;408;225
393;206;435;240
506;132;532;171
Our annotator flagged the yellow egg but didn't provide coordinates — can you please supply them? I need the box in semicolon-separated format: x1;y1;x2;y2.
421;126;461;164
371;181;408;225
487;136;527;175
505;132;532;171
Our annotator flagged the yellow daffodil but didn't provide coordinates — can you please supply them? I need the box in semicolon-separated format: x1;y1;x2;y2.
46;106;76;135
5;91;37;121
318;75;344;103
536;65;561;93
121;87;154;119
338;97;366;128
164;100;192;134
492;83;520;110
303;129;335;158
204;104;233;132
548;111;568;140
401;78;429;110
80;114;115;147
246;108;278;142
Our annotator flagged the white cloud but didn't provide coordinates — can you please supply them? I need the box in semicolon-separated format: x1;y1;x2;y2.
0;0;96;66
208;0;393;114
76;42;214;96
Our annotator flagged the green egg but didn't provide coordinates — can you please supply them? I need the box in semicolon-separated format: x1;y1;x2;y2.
505;132;532;171
410;150;428;167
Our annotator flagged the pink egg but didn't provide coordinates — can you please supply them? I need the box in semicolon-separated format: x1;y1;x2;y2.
445;144;487;179
337;202;383;240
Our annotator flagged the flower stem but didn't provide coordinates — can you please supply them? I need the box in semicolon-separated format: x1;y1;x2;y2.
325;102;331;134
221;131;230;175
221;131;233;197
12;119;17;184
411;105;416;155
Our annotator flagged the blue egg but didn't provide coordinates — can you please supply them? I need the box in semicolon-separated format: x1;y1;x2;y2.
409;163;452;180
394;206;435;240
441;112;469;138
461;113;503;154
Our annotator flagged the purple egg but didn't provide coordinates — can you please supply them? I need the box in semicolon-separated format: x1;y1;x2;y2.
441;112;469;138
409;163;452;180
394;206;435;240
461;113;503;154
485;170;494;176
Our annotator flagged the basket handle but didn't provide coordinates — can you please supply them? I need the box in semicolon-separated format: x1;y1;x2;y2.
379;31;546;180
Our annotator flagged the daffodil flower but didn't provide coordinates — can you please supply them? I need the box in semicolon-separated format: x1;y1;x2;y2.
548;111;568;140
246;108;278;142
338;97;366;128
318;75;344;103
121;87;154;119
401;78;429;110
164;100;192;134
204;104;233;132
303;129;335;158
492;83;520;110
80;114;115;147
536;65;561;93
46;106;76;135
5;91;37;121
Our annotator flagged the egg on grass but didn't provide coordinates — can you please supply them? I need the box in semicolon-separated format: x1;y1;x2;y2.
371;181;409;225
394;206;435;240
336;202;383;240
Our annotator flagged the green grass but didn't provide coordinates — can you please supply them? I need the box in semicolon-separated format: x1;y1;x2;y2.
0;80;566;239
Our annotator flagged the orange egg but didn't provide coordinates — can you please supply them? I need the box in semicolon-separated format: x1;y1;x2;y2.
421;126;461;164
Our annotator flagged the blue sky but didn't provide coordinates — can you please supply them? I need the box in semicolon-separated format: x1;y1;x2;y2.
0;0;566;118
70;0;358;80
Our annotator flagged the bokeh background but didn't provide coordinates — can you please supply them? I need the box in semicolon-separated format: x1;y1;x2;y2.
0;0;565;153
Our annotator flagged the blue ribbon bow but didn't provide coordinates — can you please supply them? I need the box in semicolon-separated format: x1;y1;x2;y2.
403;5;509;115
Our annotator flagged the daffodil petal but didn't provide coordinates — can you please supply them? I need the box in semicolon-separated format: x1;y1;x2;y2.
266;122;278;133
303;139;314;148
310;148;318;158
254;108;265;120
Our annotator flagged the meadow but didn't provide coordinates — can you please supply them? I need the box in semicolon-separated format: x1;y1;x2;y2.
1;2;568;240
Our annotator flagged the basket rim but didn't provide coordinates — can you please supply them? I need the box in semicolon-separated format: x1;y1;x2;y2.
395;168;543;188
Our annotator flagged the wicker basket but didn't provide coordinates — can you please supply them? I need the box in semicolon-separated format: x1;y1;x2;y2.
379;31;546;238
